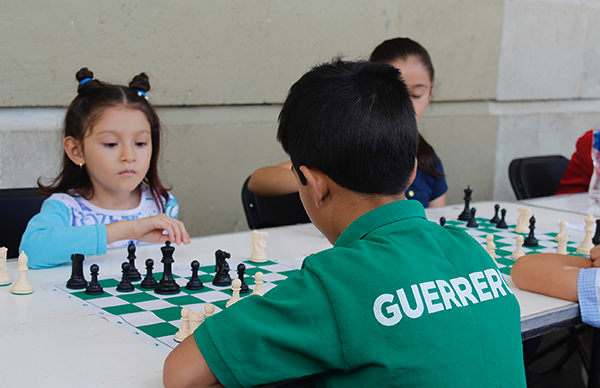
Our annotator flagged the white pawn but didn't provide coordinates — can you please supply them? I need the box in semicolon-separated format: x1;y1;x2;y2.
515;208;532;234
11;251;33;295
512;235;525;259
204;303;215;317
174;307;191;342
555;220;566;242
251;271;264;296
556;233;569;255
189;310;204;333
486;234;498;265
250;230;269;263
0;246;12;286
226;278;242;308
576;213;595;255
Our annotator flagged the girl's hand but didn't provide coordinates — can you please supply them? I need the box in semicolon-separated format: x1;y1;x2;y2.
590;245;600;267
107;215;191;245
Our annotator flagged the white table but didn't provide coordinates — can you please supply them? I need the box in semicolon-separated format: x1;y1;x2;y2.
0;201;592;387
521;192;600;217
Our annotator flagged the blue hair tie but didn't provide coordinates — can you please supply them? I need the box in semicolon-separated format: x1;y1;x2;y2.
136;90;147;99
79;78;92;85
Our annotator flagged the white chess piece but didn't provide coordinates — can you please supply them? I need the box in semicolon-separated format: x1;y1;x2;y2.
251;271;264;296
11;251;33;295
511;235;525;259
556;233;569;255
515;208;532;234
189;311;204;333
0;246;12;286
576;214;595;255
226;278;242;308
250;230;269;263
174;307;191;342
204;303;215;317
555;220;566;242
486;234;498;265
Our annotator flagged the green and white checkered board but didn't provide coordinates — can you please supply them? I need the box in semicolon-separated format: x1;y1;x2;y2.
42;258;301;355
443;217;587;276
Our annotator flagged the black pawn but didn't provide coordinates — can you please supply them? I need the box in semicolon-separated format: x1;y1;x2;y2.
127;242;142;281
439;217;446;227
496;209;508;229
141;258;158;289
466;208;478;228
524;216;539;247
213;249;232;286
237;263;250;294
116;262;135;292
490;204;501;224
66;253;88;289
186;260;204;290
155;241;180;294
458;186;473;221
85;264;104;295
593;219;600;245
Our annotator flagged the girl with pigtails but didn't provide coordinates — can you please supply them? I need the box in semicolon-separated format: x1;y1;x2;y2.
21;68;190;269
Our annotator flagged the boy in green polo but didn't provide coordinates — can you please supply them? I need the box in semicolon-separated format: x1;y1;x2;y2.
163;59;526;388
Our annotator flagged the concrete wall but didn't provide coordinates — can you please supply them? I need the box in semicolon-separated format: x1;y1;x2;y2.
1;0;599;237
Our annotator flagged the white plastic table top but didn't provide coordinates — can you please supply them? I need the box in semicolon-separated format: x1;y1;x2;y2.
520;192;599;217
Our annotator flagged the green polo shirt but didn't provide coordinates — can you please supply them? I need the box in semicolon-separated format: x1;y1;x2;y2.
194;199;526;387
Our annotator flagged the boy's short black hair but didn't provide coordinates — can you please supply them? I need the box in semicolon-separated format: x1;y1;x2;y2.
277;58;419;195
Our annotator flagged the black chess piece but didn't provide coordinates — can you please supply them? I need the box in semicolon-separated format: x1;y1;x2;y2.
466;208;478;228
237;263;249;294
490;204;501;224
439;217;446;227
141;258;158;289
496;209;508;229
85;264;104;295
127;241;142;281
593;219;600;245
186;260;204;290
458;186;473;221
524;216;539;247
213;249;232;286
66;253;88;289
116;262;135;292
155;241;181;294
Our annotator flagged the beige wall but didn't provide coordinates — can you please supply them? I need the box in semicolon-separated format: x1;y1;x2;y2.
2;0;599;237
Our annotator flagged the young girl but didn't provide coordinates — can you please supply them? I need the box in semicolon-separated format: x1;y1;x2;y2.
247;38;448;208
21;68;190;269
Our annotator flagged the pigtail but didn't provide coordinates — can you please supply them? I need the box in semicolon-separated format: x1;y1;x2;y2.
129;73;150;99
76;68;103;94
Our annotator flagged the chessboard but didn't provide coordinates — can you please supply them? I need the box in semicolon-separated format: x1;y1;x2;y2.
42;258;301;355
442;217;588;276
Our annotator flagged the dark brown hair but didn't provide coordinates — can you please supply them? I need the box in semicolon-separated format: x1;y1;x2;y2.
39;68;170;211
370;38;444;178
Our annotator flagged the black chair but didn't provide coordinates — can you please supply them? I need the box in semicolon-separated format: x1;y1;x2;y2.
0;188;46;259
508;155;570;200
241;176;310;230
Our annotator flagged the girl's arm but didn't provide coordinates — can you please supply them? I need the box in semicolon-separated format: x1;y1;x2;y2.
106;214;190;246
247;161;298;197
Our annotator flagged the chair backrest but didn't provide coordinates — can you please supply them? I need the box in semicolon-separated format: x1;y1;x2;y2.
241;176;311;230
0;188;46;259
508;155;570;200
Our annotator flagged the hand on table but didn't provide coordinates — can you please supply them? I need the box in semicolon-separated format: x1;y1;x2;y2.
106;214;191;245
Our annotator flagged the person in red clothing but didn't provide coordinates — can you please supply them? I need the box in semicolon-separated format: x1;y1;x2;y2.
556;130;593;194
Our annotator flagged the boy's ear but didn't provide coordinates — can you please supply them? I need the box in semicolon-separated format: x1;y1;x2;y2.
298;166;329;208
63;136;85;166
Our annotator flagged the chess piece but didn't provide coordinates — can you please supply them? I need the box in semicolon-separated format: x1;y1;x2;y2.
555;220;567;242
204;303;215;317
576;214;595;255
439;217;446;227
174;307;191;342
213;249;232;286
126;241;142;281
155;241;180;294
251;271;264;296
189;310;205;333
186;260;204;290
496;209;508;229
486;234;496;259
511;235;525;259
523;216;539;247
226;278;242;308
85;264;104;295
11;251;33;295
593;219;600;245
141;258;158;289
556;233;569;255
490;204;500;224
515;208;532;234
116;262;135;292
0;246;12;286
466;208;478;228
66;253;87;289
237;263;249;294
458;186;473;221
250;230;269;263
